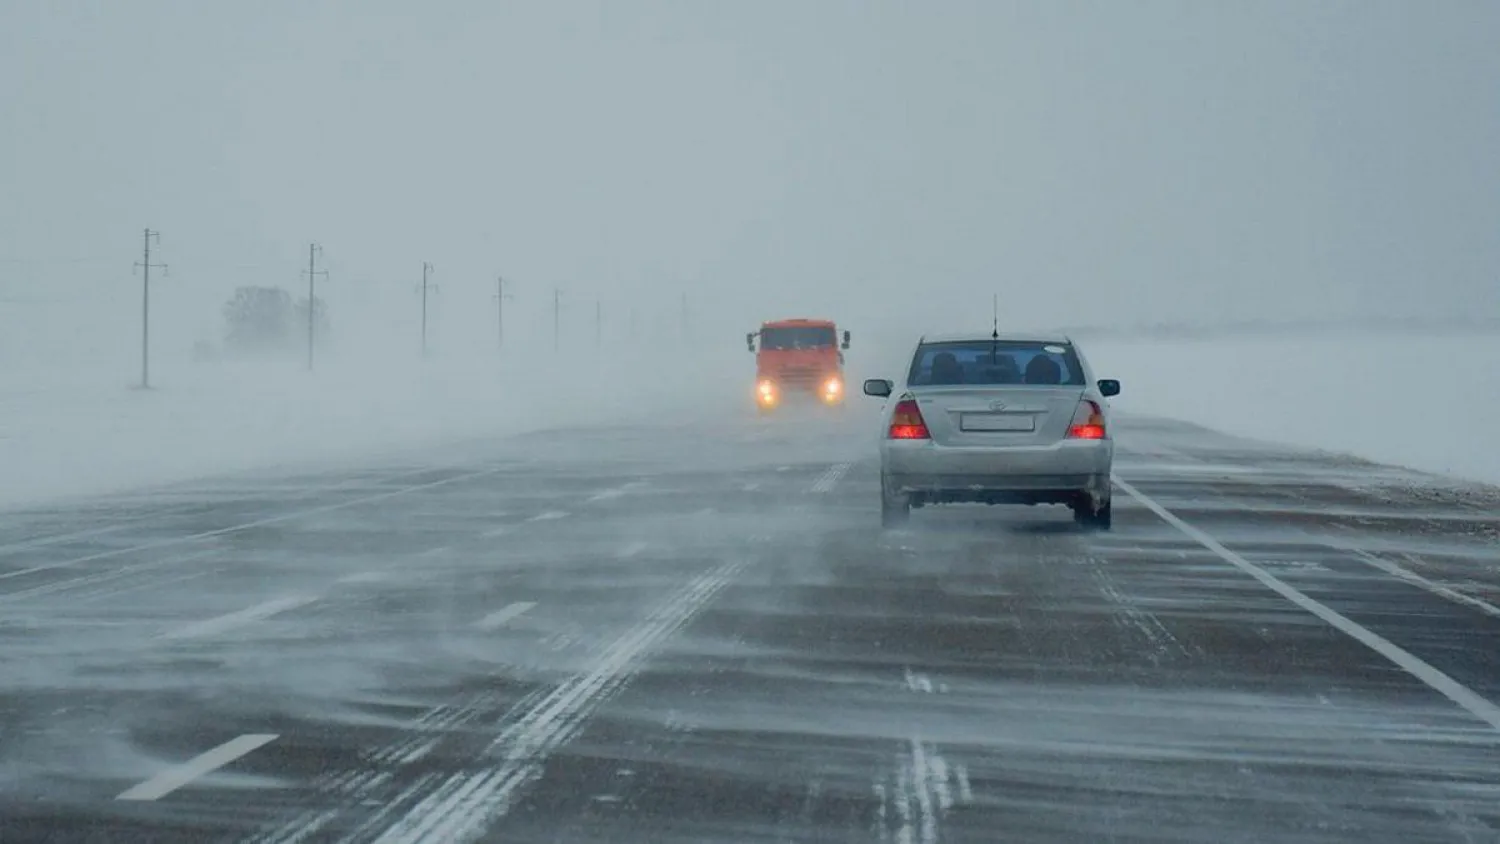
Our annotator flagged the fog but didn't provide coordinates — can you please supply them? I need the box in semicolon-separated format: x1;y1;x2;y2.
8;8;1500;839
2;2;1499;499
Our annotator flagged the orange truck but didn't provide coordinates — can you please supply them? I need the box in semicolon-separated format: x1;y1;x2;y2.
745;318;851;411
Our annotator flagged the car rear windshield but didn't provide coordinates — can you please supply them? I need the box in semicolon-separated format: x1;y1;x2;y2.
760;326;836;350
907;340;1086;386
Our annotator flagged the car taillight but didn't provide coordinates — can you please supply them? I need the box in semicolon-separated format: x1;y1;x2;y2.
888;398;930;439
1067;399;1106;439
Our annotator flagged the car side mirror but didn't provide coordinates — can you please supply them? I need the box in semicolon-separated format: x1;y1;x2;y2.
863;378;892;398
1098;379;1121;397
746;332;756;352
841;330;851;350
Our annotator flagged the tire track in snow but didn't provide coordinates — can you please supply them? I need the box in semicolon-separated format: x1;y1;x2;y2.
1088;559;1199;665
247;688;549;844
875;667;969;844
250;556;747;844
810;462;852;494
363;557;745;844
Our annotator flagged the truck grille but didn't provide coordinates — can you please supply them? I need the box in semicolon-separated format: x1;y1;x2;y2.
776;366;825;387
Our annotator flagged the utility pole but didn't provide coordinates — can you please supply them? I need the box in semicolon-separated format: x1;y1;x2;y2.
133;228;167;389
304;243;328;371
493;276;514;351
420;262;435;357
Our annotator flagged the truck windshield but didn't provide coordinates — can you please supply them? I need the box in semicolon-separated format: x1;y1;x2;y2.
760;326;836;350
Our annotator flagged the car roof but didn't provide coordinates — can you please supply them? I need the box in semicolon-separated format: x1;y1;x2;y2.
918;330;1074;346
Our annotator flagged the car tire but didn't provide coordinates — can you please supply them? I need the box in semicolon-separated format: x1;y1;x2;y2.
1092;499;1112;531
1072;495;1111;531
1070;495;1090;525
881;495;909;528
880;475;910;528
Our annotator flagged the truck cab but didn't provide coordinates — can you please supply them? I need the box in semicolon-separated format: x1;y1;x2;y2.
746;319;851;411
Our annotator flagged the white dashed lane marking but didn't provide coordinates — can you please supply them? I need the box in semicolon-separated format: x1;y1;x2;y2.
586;481;646;502
476;601;537;631
160;595;317;641
116;734;278;801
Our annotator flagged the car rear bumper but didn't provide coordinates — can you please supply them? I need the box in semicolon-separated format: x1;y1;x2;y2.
881;439;1112;504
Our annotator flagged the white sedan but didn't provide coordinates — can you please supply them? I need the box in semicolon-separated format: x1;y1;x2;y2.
862;332;1120;529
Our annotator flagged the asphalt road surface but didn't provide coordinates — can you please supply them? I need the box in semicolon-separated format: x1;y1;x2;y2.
4;410;1500;843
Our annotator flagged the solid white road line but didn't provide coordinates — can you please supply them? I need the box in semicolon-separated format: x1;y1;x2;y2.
481;526;509;538
527;511;569;523
0;548;219;606
0;466;509;583
161;595;317;641
1339;546;1500;621
419;546;451;558
1114;475;1500;733
0;464;447;558
476;601;537;631
617;541;649;559
116;734;278;800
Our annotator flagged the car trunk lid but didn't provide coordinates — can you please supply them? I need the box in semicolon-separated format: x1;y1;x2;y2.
912;386;1085;447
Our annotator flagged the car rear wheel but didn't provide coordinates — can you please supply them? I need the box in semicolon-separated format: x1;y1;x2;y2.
880;475;910;528
1072;495;1112;531
1092;499;1112;531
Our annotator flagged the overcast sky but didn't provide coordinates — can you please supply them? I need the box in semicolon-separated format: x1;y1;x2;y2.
2;0;1497;356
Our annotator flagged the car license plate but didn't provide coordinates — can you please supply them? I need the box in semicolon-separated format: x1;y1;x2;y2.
961;413;1034;432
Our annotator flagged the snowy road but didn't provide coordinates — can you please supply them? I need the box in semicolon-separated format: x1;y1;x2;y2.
4;413;1500;842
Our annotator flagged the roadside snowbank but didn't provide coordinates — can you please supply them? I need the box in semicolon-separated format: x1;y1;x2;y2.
1091;332;1500;487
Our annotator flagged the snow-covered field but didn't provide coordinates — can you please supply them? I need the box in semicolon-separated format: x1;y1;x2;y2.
1093;332;1500;487
2;329;1496;509
0;345;752;509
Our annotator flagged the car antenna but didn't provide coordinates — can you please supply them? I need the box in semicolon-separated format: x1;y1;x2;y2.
990;293;999;361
